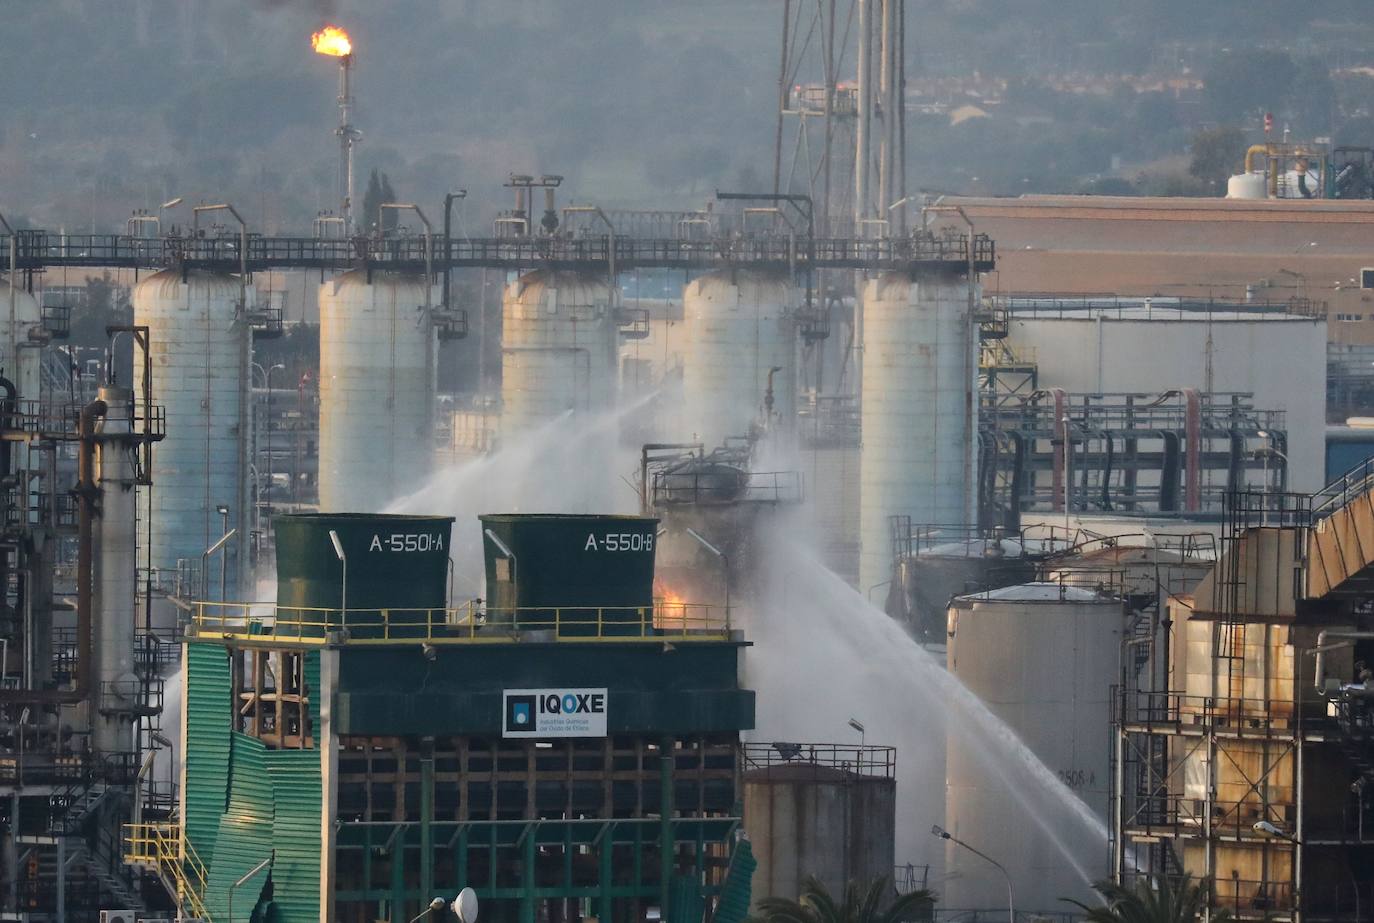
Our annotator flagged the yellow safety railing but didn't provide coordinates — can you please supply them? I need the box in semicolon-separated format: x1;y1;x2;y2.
124;822;211;921
189;598;733;646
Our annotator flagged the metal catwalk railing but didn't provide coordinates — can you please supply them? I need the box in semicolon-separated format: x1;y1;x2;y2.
0;231;995;273
123;822;210;921
189;599;732;645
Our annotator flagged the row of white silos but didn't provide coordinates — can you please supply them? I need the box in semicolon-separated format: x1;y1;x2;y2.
497;268;800;449
132;268;439;599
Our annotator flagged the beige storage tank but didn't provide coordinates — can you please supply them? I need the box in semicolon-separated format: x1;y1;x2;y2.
501;270;619;439
681;270;798;446
318;270;435;512
945;583;1123;912
743;744;897;907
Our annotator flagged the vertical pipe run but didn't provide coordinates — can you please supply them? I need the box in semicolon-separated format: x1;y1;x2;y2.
876;0;891;220
420;745;434;909
1184;389;1202;512
773;0;791;196
855;0;871;228
339;55;356;232
660;735;674;923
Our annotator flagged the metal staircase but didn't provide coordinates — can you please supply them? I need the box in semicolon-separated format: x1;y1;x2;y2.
1308;457;1374;598
124;822;211;921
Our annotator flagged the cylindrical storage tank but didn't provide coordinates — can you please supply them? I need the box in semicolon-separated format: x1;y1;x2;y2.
0;278;43;403
944;584;1122;912
134;269;250;598
1226;172;1268;200
274;513;454;638
859;271;977;594
895;537;1036;643
479;513;657;635
501;270;618;439
743;746;897;906
93;386;139;754
318;271;435;512
681;270;798;447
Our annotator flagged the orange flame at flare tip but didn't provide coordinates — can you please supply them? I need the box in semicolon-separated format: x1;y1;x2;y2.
311;25;352;57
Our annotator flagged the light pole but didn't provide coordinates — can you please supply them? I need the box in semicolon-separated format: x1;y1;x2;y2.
201;528;236;604
216;504;231;600
1255;430;1289;525
848;717;865;747
329;529;347;626
932;824;1015;923
686;528;730;627
407;897;448;923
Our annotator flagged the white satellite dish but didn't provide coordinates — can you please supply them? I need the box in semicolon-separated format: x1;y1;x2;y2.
452;887;479;923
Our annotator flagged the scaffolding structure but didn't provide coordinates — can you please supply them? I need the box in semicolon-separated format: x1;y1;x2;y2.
1111;487;1374;921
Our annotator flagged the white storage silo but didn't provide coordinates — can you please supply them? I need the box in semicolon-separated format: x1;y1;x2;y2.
318;270;435;512
501;270;618;439
133;269;251;597
944;583;1122;913
681;270;798;447
858;271;977;595
1;276;43;402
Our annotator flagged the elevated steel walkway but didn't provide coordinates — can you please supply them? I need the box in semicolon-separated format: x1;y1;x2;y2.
1308;457;1374;598
0;230;994;275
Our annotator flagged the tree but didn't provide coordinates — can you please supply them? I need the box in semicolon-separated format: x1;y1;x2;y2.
752;875;934;923
1067;874;1230;923
1202;50;1298;122
1189;126;1248;188
361;169;399;234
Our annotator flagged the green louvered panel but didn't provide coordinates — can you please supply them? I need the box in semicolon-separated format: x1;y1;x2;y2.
713;839;756;923
184;643;233;865
203;733;277;923
262;748;323;923
305;651;321;728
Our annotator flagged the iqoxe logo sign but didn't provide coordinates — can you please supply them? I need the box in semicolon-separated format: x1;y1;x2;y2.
503;688;608;739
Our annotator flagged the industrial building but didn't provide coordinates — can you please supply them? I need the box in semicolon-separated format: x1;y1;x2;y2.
124;511;757;923
4;8;1373;921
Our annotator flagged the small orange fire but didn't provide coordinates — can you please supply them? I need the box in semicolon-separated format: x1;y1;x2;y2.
311;25;352;57
654;584;691;631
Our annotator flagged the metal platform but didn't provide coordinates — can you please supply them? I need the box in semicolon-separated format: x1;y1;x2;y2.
0;230;994;275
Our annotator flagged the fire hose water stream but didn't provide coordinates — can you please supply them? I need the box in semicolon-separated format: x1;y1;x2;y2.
386;408;1108;905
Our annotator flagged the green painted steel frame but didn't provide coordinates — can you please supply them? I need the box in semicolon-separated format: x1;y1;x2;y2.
334;816;739;923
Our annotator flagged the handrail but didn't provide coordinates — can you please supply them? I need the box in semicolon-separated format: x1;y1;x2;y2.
0;231;994;274
189;598;733;645
1312;454;1374;519
124;822;211;921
